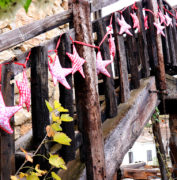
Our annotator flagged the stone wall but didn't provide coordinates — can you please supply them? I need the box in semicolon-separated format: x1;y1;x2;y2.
0;0;67;139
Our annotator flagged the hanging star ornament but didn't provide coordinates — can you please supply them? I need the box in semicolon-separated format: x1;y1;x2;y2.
0;92;22;134
164;13;173;27
96;51;113;77
108;34;116;59
144;15;149;30
158;10;167;25
66;45;86;78
130;13;140;32
16;70;31;112
117;15;133;36
48;55;73;89
153;21;165;37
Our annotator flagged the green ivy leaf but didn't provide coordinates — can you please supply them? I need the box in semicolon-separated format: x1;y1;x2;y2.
54;101;69;112
51;172;61;180
49;154;66;169
61;114;73;122
24;0;32;12
26;175;39;180
53;132;71;145
45;100;53;112
51;123;62;132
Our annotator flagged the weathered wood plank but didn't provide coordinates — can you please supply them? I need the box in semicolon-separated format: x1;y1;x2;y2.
59;77;158;180
0;64;15;180
95;19;117;119
31;46;49;169
0;10;73;52
136;2;150;78
58;34;75;162
72;0;106;179
123;8;140;89
113;12;130;103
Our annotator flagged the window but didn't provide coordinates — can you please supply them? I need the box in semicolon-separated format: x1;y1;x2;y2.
128;151;133;163
147;150;152;161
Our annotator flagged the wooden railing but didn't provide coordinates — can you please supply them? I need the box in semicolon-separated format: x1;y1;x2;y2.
0;0;176;179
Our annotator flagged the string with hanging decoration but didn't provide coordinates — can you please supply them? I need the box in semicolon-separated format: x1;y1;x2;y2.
0;1;177;134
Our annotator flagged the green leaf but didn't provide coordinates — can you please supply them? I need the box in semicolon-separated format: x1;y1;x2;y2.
27;175;39;180
53;132;71;145
45;100;53;112
51;172;61;180
54;101;69;112
52;123;62;132
49;154;66;168
24;0;32;12
61;114;73;122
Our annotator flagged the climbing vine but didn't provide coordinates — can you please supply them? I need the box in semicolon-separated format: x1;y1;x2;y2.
11;100;73;180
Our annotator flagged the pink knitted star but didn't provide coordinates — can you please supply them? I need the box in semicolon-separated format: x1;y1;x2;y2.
158;10;167;25
165;13;173;27
117;15;133;36
153;21;165;37
130;13;140;32
108;34;116;59
48;55;73;89
96;51;112;77
16;70;31;112
66;45;86;78
144;15;149;30
0;92;22;134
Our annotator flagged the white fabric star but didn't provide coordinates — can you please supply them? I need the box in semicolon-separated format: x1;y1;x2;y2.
0;92;22;134
153;21;165;37
165;13;173;27
48;55;73;89
16;70;31;111
66;45;86;78
117;15;133;36
96;51;113;77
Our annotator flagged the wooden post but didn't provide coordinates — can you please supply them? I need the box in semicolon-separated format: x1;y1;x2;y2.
95;19;117;118
136;2;150;78
113;12;130;103
148;0;166;91
31;46;49;169
123;8;140;89
72;0;106;179
169;114;177;178
0;64;15;180
58;33;75;162
151;118;169;180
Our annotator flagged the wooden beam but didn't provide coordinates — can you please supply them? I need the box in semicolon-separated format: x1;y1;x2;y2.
72;0;106;179
59;77;158;180
0;64;15;180
0;10;73;52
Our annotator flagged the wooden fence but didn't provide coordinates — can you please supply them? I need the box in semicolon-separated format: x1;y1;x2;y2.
0;0;176;179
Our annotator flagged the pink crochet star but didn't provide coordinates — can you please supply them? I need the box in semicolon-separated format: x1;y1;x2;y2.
0;92;22;134
153;21;165;37
117;15;133;36
165;13;173;27
108;34;116;59
144;15;149;30
16;70;31;112
96;51;112;77
48;55;73;89
130;13;140;32
66;45;86;78
158;10;167;25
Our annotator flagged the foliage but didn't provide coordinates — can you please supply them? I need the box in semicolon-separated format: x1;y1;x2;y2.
11;100;73;180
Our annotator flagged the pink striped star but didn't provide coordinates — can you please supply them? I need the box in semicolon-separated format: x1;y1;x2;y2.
153;21;165;37
131;13;140;32
16;70;31;112
117;15;133;36
96;51;112;77
48;55;73;89
158;10;167;25
165;13;173;27
66;45;86;78
144;15;149;30
108;34;116;59
0;92;22;134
